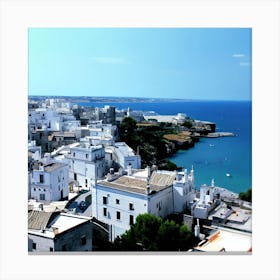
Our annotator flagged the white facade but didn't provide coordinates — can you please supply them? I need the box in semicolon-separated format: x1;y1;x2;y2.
28;212;92;252
29;162;69;203
28;106;80;133
28;109;62;131
193;179;219;219
112;142;141;169
92;167;195;240
28;141;42;160
172;168;196;213
92;185;148;239
77;122;117;146
67;144;106;189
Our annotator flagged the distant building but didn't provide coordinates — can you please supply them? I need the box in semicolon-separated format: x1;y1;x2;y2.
97;105;116;125
28;211;93;252
143;113;188;125
76;121;117;146
126;108;145;122
29;159;69;203
92;167;195;240
47;131;77;151
28;102;80;153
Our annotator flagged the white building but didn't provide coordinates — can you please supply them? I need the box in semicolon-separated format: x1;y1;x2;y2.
143;113;188;125
76;121;117;146
111;142;141;169
28;105;80;134
67;143;106;189
28;140;42;161
28;211;93;252
29;161;69;203
92;167;195;240
192;179;220;219
93;105;116;124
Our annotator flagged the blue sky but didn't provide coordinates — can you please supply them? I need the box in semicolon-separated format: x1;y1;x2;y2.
28;28;251;100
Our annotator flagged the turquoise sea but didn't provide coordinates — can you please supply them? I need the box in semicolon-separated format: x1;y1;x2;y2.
77;100;252;194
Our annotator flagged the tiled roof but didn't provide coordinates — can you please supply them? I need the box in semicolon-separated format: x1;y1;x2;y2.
149;172;175;187
99;172;175;195
28;210;56;230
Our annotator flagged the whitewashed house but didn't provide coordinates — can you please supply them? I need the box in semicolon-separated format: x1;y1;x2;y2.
192;179;220;219
28;211;93;252
75;121;117;146
67;143;106;190
92;166;196;240
29;160;69;203
111;142;141;169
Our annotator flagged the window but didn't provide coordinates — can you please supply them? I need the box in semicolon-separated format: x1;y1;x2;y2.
86;154;88;159
81;236;87;245
32;243;36;250
129;215;134;225
39;174;44;183
39;194;45;200
74;173;77;181
49;247;53;252
129;203;134;211
116;211;121;220
85;179;88;187
62;244;67;251
116;199;120;205
103;196;107;205
103;207;107;217
73;152;75;157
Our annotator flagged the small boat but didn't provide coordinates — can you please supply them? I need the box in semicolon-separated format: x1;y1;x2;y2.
226;173;232;177
209;144;215;147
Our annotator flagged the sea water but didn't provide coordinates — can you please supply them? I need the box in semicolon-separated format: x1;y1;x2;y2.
77;100;252;194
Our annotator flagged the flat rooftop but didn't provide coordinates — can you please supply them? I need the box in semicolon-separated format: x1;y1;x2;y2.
144;115;180;123
114;142;135;157
43;162;67;172
195;226;252;252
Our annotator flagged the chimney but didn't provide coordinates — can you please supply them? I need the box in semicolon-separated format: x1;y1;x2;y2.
147;166;151;178
127;163;132;176
52;227;59;235
146;183;151;195
175;170;179;181
194;219;200;238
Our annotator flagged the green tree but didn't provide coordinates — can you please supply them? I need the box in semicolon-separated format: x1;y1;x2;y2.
239;188;252;202
132;213;162;250
114;213;195;251
119;116;139;149
182;120;193;129
157;220;180;251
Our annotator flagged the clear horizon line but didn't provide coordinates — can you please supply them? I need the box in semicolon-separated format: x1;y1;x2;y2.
28;94;251;102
